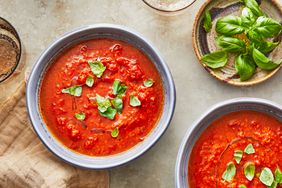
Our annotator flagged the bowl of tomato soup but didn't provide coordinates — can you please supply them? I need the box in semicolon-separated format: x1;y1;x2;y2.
26;24;175;169
176;98;282;188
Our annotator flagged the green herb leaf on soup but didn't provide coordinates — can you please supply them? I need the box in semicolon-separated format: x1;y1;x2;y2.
252;48;281;70
75;112;86;121
222;162;236;183
216;36;246;53
111;95;123;113
144;79;154;88
259;167;274;186
201;51;228;69
253;41;279;54
215;15;245;36
241;7;257;27
235;54;256;81
241;0;264;17
269;181;278;188
244;162;256;181
86;76;94;87
275;167;282;184
99;106;117;120
96;94;112;113
112;79;127;95
111;127;119;138
238;184;247;188
62;86;82;97
130;96;141;107
88;61;106;78
244;143;255;154
203;10;212;33
251;16;282;39
234;150;243;164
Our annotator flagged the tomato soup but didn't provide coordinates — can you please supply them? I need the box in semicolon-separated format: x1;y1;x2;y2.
189;111;282;188
40;39;164;156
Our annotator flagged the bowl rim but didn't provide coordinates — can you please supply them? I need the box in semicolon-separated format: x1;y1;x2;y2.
142;0;197;13
175;97;282;188
26;23;176;169
192;0;282;87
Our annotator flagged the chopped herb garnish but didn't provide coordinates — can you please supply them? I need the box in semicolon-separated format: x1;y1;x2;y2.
75;112;86;121
130;96;141;107
260;167;274;186
88;61;106;78
96;94;111;113
244;144;255;154
234;150;243;164
112;80;127;95
244;162;255;181
99;106;117;120
222;162;236;183
111;127;119;138
144;79;154;88
275;167;282;184
62;85;82;97
86;76;94;87
238;184;247;188
111;95;123;113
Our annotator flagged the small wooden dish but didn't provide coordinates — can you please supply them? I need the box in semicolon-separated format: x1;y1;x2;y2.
192;0;282;86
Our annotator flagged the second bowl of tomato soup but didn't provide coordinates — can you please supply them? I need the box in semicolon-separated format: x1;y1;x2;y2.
26;24;175;169
176;98;282;188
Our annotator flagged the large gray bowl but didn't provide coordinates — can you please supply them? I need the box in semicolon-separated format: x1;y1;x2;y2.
175;98;282;188
26;24;176;169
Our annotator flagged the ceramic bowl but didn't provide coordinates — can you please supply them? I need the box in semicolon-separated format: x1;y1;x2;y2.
26;24;176;169
175;98;282;188
193;0;282;86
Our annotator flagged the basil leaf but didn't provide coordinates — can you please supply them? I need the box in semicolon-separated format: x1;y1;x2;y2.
252;48;281;70
216;15;245;36
75;112;85;121
260;167;274;186
241;0;264;17
244;162;256;181
203;10;212;33
201;51;228;69
275;167;282;183
62;86;82;97
244;143;255;154
112;80;127;95
96;94;111;113
269;181;278;188
144;79;154;87
253;41;279;54
111;127;119;138
130;96;141;107
235;54;256;81
241;7;257;27
216;36;246;53
222;162;236;183
238;184;247;188
86;76;94;87
234;150;243;164
247;29;263;41
88;61;106;78
111;95;123;113
99;106;117;120
251;16;282;38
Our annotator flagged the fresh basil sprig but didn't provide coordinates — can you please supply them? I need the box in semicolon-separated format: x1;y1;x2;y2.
252;48;281;70
201;51;228;69
222;162;236;183
240;0;264;17
62;86;82;97
235;54;256;81
216;36;246;53
88;61;106;78
203;10;212;33
216;15;245;36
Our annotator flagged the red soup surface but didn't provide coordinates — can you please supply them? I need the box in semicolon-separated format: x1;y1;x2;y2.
40;39;164;156
189;111;282;188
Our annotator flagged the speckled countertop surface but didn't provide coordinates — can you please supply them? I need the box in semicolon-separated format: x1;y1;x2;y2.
0;0;281;187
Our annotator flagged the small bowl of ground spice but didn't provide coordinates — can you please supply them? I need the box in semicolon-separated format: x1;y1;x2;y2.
0;17;21;83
